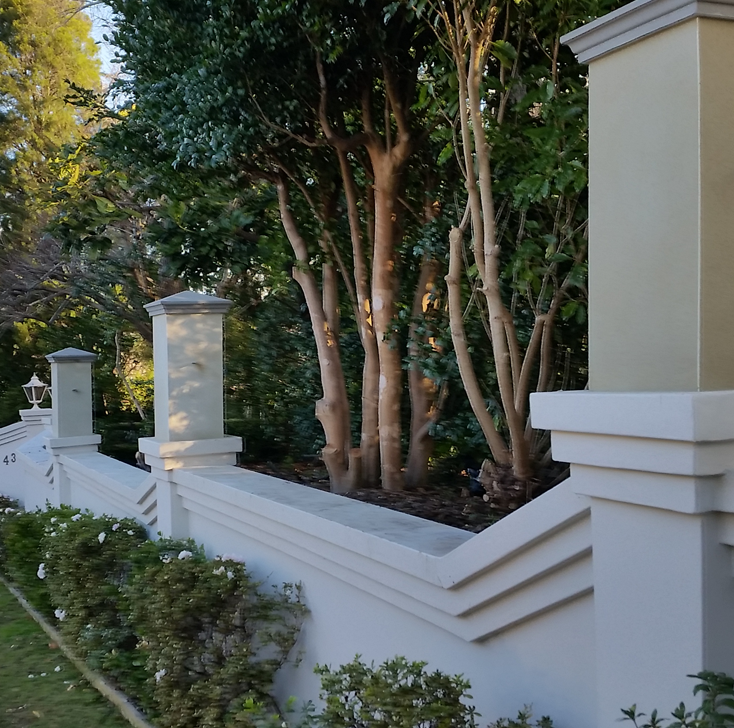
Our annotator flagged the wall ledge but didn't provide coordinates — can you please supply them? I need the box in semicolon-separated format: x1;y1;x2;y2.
531;390;734;442
562;0;734;62
144;290;232;317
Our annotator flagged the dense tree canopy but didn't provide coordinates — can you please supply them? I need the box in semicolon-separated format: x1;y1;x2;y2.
0;0;99;245
0;0;625;500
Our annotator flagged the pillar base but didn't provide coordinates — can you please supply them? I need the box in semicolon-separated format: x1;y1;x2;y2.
19;408;53;428
530;390;734;726
47;433;101;456
138;435;242;470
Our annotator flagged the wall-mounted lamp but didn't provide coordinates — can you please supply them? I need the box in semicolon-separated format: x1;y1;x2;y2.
22;373;49;409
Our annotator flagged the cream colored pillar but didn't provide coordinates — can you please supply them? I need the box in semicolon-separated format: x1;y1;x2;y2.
531;3;734;725
138;290;242;468
564;0;734;391
45;347;101;506
45;348;101;451
138;291;242;537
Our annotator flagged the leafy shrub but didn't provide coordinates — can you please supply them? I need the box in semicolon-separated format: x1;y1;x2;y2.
233;656;478;728
0;500;57;614
127;538;304;728
623;672;734;728
0;495;17;510
0;495;19;568
40;509;149;699
312;656;477;728
487;708;554;728
0;503;305;728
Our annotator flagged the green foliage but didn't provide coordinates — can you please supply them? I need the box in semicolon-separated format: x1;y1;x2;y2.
0;504;305;728
40;510;148;692
311;656;477;728
0;502;56;614
0;311;154;465
622;672;734;728
0;0;99;247
233;656;479;728
2;0;628;483
224;301;325;462
127;540;305;728
487;707;554;728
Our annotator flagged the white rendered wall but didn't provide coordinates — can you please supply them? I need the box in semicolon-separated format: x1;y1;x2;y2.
0;421;598;726
0;421;36;503
178;466;596;726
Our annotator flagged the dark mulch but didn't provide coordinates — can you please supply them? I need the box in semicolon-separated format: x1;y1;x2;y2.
239;461;567;533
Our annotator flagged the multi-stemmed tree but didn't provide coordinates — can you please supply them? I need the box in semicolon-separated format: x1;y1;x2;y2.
18;0;615;500
101;0;452;491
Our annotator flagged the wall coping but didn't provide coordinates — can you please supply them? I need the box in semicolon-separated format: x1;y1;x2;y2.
531;390;734;442
561;0;734;63
144;291;232;317
174;466;592;642
46;347;97;363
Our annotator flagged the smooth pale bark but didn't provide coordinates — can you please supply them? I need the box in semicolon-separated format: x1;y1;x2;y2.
316;53;413;491
277;180;359;493
322;262;340;342
369;157;405;491
337;149;380;488
440;0;556;481
446;227;510;465
462;9;532;479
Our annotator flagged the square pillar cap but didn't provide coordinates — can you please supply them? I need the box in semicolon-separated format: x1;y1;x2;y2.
562;0;734;63
46;347;97;363
144;290;233;318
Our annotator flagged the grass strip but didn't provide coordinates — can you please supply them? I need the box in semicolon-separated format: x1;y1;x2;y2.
0;575;155;728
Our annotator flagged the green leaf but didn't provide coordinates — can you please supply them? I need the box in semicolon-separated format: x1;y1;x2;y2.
92;196;117;214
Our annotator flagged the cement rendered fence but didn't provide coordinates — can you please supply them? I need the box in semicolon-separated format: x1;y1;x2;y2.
3;1;734;726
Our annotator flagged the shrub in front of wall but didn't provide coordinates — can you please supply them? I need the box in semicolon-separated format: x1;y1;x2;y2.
622;671;734;728
0;504;306;728
40;510;149;698
126;539;305;728
487;709;554;728
0;495;20;574
0;501;59;614
314;656;477;728
0;494;17;510
232;656;479;728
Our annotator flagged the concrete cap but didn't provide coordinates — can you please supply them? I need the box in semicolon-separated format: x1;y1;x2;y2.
45;347;97;363
144;290;233;317
562;0;734;63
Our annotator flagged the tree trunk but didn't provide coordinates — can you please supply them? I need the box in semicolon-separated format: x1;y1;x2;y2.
405;258;439;489
360;328;381;487
276;180;358;493
370;157;404;491
336;149;380;488
446;226;511;465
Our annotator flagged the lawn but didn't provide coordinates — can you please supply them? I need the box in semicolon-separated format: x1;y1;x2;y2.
0;581;131;728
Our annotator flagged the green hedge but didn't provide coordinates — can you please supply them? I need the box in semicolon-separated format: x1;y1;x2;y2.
3;498;730;728
0;501;305;728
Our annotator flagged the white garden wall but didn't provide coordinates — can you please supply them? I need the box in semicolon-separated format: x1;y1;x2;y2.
2;413;597;727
